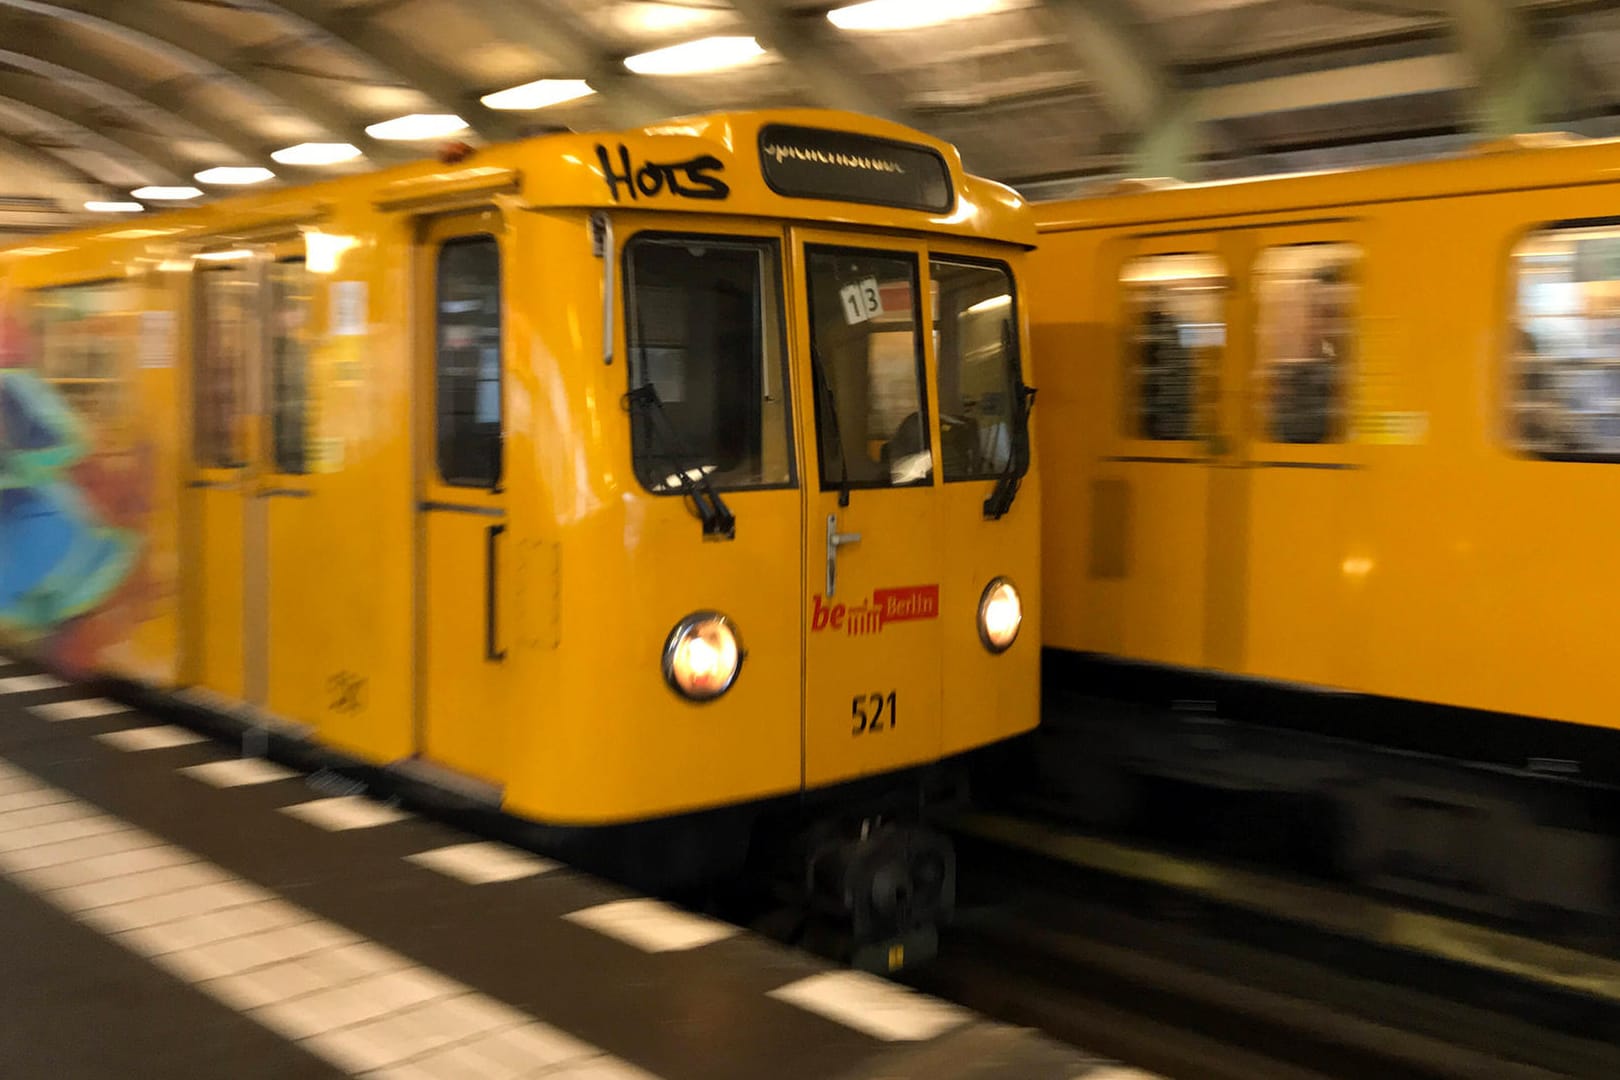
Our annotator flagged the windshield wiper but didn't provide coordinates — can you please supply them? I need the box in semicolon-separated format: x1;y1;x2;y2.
984;321;1036;521
810;341;852;507
625;383;735;539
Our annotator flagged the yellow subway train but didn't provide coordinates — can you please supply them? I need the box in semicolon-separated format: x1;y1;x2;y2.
1029;133;1620;920
0;109;1040;962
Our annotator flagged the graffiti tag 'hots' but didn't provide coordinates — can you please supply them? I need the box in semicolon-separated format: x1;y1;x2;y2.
594;144;730;203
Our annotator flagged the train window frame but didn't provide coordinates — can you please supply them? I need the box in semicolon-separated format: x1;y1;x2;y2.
23;277;132;456
433;233;504;490
621;230;797;496
1506;216;1620;464
194;261;254;470
803;242;934;493
1251;242;1359;447
268;257;312;475
1119;252;1226;444
928;254;1031;485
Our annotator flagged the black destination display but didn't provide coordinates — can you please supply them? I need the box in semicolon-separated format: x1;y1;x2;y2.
758;124;953;213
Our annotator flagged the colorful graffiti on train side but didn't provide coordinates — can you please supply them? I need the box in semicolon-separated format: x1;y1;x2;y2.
0;283;165;675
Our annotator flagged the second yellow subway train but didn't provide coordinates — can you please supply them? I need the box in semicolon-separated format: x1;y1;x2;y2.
0;109;1040;964
1029;133;1620;919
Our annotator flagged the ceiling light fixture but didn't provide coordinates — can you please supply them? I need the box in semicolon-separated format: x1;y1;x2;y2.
84;201;143;213
195;250;254;262
828;0;1002;32
131;185;203;200
481;79;596;111
271;142;363;166
195;166;275;186
364;114;469;141
623;36;764;75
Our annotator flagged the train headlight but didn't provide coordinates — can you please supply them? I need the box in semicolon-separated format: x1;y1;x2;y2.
663;612;742;701
977;578;1022;653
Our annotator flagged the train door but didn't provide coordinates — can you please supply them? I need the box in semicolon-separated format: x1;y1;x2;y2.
246;249;322;719
1214;223;1367;684
1098;233;1233;668
189;251;257;698
414;209;511;786
792;231;945;787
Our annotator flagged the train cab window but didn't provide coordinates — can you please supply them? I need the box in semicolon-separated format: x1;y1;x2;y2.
435;236;502;488
195;262;254;469
931;259;1024;481
805;247;930;489
1510;223;1620;459
1254;244;1357;444
1121;254;1224;441
269;258;311;474
624;235;793;492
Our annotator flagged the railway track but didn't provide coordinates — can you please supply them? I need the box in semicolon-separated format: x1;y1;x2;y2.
903;814;1620;1079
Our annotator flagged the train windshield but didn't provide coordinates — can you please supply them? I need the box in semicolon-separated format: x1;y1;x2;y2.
624;234;793;493
805;247;931;491
930;259;1023;481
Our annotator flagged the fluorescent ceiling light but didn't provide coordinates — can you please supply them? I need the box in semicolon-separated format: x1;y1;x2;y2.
365;114;469;141
195;249;254;262
481;79;595;111
828;0;1002;32
272;142;363;166
966;293;1012;314
623;36;764;75
196;166;275;185
132;185;203;200
85;201;143;213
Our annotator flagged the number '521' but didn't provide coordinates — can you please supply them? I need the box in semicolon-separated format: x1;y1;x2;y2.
851;692;897;735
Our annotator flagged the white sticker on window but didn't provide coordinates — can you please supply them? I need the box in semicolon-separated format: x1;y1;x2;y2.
839;277;883;325
331;280;367;337
138;310;175;368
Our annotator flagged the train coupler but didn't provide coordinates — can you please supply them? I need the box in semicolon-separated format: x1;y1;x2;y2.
794;819;956;972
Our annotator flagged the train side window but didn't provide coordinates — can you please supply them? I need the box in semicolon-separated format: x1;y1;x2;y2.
195;263;253;469
31;280;132;432
435;235;503;488
931;258;1024;481
624;234;793;492
1121;254;1223;441
1254;243;1357;444
805;247;930;488
1510;223;1620;460
269;258;311;474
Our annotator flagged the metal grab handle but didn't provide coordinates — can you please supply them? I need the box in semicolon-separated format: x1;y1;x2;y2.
485;523;507;662
825;514;862;598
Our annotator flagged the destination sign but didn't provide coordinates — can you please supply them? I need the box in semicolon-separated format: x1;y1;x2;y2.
758;124;952;213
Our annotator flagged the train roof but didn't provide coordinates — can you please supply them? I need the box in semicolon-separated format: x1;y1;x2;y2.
0;109;1034;265
1033;132;1620;234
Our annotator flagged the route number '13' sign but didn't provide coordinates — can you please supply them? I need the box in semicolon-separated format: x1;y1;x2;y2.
839;276;882;325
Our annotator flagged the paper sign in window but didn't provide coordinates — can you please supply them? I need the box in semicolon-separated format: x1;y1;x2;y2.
839;277;882;325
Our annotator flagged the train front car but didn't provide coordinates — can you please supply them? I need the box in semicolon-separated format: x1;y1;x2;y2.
0;110;1039;972
535;113;1041;967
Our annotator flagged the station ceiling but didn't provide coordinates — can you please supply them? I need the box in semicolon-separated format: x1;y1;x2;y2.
0;0;1613;236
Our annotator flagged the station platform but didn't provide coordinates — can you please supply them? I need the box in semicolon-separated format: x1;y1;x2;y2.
0;655;1147;1080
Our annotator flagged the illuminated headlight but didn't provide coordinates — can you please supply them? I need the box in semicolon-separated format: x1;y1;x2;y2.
977;578;1022;653
663;612;742;701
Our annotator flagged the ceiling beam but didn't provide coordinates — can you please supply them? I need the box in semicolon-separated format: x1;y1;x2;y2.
1196;53;1468;120
0;75;188;185
0;17;276;167
3;0;407;161
1042;0;1198;176
729;0;914;125
245;0;521;140
1443;0;1558;134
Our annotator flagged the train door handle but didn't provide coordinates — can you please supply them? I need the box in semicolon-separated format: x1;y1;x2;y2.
485;523;507;662
825;514;862;598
